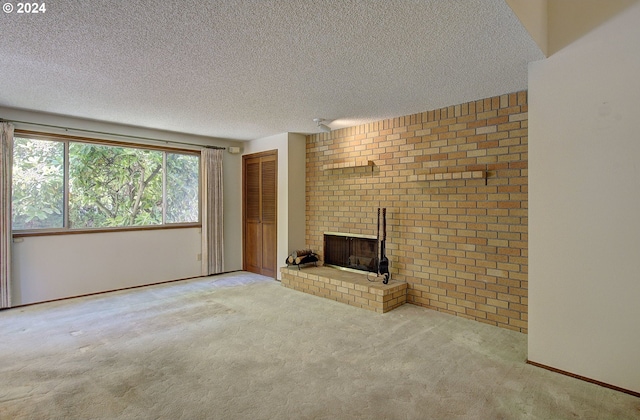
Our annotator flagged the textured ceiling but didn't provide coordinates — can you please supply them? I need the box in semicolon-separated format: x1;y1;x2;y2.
0;0;544;141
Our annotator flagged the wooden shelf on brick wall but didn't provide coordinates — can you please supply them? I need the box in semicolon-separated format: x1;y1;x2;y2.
322;158;374;171
408;170;485;182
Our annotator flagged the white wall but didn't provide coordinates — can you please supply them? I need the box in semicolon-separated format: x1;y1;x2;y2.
244;133;306;279
13;228;202;304
2;108;244;305
505;0;548;56
528;3;640;393
287;133;307;253
547;0;639;55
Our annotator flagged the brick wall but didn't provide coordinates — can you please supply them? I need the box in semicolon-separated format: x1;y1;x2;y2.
306;91;528;333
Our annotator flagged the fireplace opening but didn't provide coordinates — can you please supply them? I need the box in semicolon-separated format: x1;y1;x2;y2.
324;233;378;273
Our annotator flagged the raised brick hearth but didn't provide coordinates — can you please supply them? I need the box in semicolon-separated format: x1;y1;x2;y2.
280;266;407;313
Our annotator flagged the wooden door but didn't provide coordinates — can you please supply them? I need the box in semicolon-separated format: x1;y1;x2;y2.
243;150;277;277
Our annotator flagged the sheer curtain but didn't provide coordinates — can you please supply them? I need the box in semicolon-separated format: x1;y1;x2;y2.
201;148;224;275
0;122;14;308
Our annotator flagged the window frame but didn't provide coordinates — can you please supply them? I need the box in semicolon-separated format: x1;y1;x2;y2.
12;130;202;237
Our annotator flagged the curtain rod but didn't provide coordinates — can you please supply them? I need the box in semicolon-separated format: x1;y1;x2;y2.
0;118;227;150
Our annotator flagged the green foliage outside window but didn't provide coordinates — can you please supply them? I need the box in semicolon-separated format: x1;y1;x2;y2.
69;143;164;228
166;153;199;223
12;138;64;230
12;136;200;231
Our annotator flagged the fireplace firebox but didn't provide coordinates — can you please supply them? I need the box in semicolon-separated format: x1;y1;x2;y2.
324;232;378;273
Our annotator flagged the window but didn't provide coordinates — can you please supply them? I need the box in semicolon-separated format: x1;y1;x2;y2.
12;137;64;230
68;143;164;228
166;153;199;223
12;134;200;232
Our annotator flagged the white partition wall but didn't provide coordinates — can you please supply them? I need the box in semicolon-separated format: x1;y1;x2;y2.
528;3;640;393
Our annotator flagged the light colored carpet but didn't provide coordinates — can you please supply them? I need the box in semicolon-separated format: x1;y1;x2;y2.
1;271;638;419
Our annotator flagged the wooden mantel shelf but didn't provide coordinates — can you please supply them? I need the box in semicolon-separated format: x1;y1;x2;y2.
322;158;374;171
408;170;485;182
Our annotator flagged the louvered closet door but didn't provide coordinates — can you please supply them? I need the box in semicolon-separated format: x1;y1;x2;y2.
242;151;277;277
259;156;277;277
244;157;261;274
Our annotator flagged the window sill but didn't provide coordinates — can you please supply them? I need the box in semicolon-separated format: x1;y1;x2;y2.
12;223;202;238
